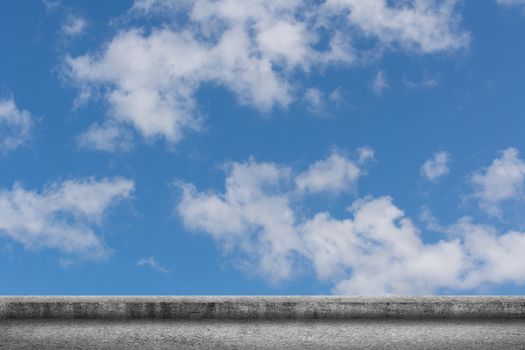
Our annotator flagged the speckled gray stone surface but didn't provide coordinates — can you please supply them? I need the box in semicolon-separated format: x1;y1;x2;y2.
1;319;525;349
1;296;525;320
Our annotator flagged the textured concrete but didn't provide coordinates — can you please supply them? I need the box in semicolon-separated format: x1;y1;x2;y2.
1;319;525;349
1;296;525;320
1;297;525;349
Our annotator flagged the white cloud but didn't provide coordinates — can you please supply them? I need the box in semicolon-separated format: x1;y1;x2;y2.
496;0;525;7
403;75;439;89
137;256;169;274
371;70;389;95
304;87;348;115
471;148;525;216
332;206;525;294
303;88;325;116
448;218;525;289
43;0;61;12
296;150;370;194
67;0;468;151
177;151;525;294
178;160;300;282
131;0;188;14
0;96;33;155
178;151;369;282
308;197;465;295
77;122;133;152
325;0;469;53
420;151;450;182
137;0;469;54
357;146;375;163
0;177;134;261
62;15;87;37
66;1;315;149
328;87;344;107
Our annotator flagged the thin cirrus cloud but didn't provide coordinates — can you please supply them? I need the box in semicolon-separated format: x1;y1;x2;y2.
496;0;525;6
65;0;469;151
0;96;33;155
61;15;87;37
403;75;439;89
42;0;61;12
137;256;170;274
77;121;133;152
370;70;389;95
303;88;326;116
0;177;134;261
177;148;525;295
420;151;451;182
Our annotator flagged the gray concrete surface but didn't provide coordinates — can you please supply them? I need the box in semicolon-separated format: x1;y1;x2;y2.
1;319;525;349
2;296;525;320
1;297;525;349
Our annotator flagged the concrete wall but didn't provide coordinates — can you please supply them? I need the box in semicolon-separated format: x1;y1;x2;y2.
1;296;525;320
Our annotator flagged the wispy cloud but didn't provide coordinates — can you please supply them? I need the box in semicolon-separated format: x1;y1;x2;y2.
471;148;525;216
62;15;87;37
0;177;134;261
371;70;389;95
421;151;451;182
43;0;61;12
137;256;169;274
404;76;439;89
304;88;326;116
77;122;133;152
496;0;525;7
0;96;33;155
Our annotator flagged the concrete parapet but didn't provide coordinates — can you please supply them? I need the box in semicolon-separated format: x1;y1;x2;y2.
1;296;524;320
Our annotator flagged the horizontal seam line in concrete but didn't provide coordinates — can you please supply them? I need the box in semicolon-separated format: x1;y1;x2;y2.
1;296;525;320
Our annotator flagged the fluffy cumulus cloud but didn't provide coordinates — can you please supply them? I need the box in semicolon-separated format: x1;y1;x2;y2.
66;0;468;151
0;96;33;155
420;151;450;182
178;150;369;282
296;148;373;193
306;197;465;295
178;160;300;282
0;177;134;261
177;149;525;295
448;218;525;289
471;148;525;216
325;0;468;52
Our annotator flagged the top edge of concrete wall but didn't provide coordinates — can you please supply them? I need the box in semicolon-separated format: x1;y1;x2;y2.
1;296;524;320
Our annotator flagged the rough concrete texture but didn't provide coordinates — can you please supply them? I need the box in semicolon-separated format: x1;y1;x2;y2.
1;296;525;320
2;319;525;349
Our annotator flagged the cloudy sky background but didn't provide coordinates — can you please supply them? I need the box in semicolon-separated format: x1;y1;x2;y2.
2;0;525;295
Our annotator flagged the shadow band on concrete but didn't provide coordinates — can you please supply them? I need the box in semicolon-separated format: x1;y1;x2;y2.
1;296;525;320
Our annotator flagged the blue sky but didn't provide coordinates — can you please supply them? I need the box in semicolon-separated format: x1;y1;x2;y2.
2;0;525;295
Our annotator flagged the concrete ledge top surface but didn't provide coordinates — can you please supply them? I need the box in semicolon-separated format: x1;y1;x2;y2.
1;296;525;320
3;295;525;301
